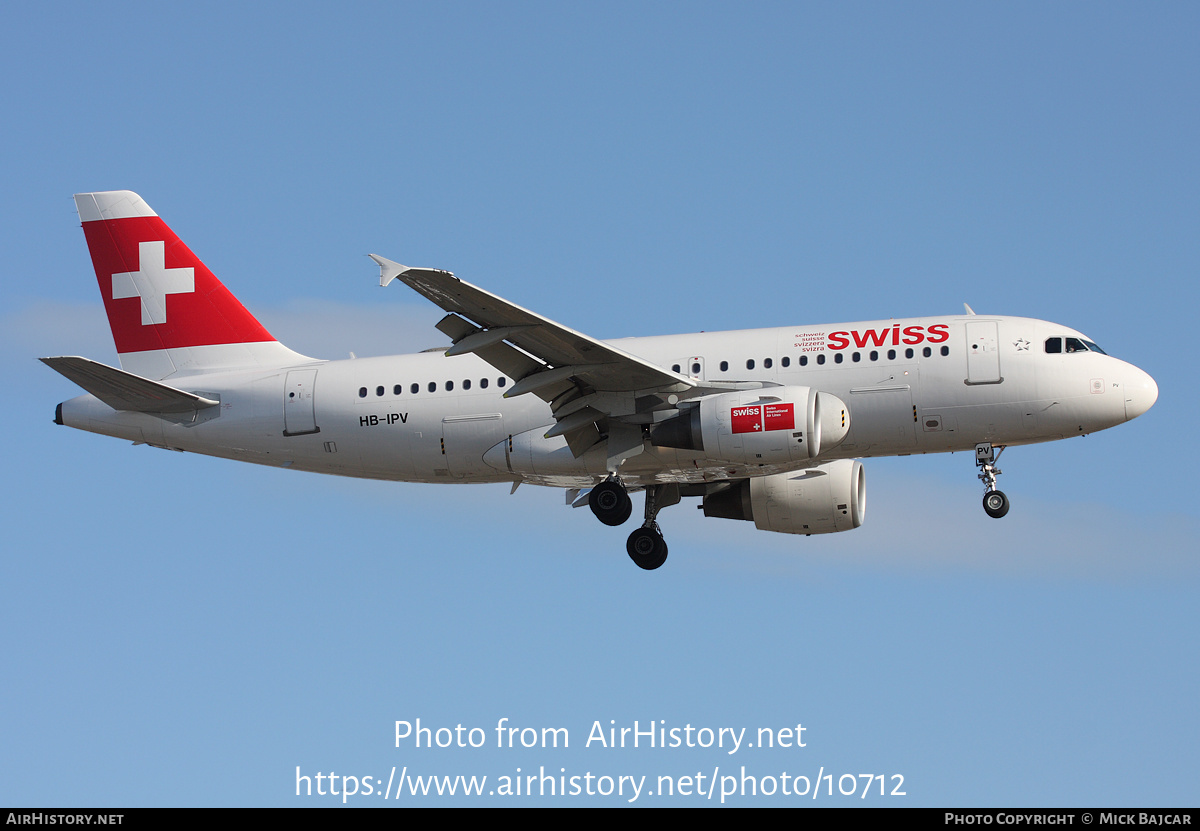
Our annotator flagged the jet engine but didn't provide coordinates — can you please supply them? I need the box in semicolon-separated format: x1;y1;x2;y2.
702;459;866;535
650;386;849;466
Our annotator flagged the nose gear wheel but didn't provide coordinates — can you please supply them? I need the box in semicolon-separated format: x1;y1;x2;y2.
975;443;1010;519
983;489;1010;518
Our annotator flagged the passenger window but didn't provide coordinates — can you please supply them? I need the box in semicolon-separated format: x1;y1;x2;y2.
411;383;419;394
905;348;914;359
817;354;825;365
720;361;728;372
764;357;773;369
428;382;437;393
480;378;488;389
376;386;384;397
799;355;808;366
835;353;844;364
498;377;506;388
691;362;701;374
923;347;932;358
446;380;454;391
746;359;755;370
672;364;681;373
463;379;471;390
1045;337;1062;354
358;387;367;398
781;356;790;367
869;351;878;361
393;385;402;395
852;352;861;363
940;346;949;356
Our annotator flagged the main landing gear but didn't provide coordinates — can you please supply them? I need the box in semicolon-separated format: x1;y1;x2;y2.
626;484;678;570
587;478;677;570
588;478;632;526
975;442;1010;519
627;526;667;571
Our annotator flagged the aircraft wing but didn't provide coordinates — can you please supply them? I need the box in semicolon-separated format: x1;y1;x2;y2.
40;356;219;415
371;256;693;395
372;255;705;459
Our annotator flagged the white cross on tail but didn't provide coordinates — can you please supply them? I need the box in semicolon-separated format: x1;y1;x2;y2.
111;240;195;325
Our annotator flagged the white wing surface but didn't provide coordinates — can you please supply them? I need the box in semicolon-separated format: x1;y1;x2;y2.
371;256;702;456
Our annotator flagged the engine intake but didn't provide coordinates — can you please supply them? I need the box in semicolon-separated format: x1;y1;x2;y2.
703;459;866;535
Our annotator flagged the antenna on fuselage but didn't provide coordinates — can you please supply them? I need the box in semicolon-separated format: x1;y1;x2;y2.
963;303;977;315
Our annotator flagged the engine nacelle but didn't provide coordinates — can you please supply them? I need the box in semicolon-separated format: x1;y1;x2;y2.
650;386;849;466
702;459;866;535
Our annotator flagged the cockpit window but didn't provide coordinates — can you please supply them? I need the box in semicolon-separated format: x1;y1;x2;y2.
1048;335;1107;355
1067;337;1109;354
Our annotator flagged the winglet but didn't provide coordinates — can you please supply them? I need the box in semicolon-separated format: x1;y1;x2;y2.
369;254;408;288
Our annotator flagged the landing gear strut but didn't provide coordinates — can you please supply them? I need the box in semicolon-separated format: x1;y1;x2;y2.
625;484;679;570
589;478;632;527
975;442;1010;519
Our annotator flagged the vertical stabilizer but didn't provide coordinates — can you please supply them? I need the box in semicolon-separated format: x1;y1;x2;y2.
74;191;312;379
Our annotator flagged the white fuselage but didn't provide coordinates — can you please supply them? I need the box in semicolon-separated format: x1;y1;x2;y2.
58;314;1156;489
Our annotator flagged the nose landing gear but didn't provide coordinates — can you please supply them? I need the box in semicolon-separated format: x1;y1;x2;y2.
976;442;1010;518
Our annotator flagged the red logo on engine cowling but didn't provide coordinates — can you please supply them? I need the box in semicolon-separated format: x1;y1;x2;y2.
731;406;762;433
826;323;949;350
732;403;794;434
764;403;794;430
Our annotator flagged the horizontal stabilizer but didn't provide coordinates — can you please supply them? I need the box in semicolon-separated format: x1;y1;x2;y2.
40;356;219;414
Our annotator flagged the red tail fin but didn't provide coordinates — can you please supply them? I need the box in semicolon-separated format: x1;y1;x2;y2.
74;191;309;379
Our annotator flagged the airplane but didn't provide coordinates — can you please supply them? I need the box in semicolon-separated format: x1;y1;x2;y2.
43;191;1159;570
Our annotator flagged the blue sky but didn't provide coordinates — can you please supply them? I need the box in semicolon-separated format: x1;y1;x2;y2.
2;2;1196;806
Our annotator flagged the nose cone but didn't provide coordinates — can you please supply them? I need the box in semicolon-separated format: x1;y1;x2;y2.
1125;367;1158;420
